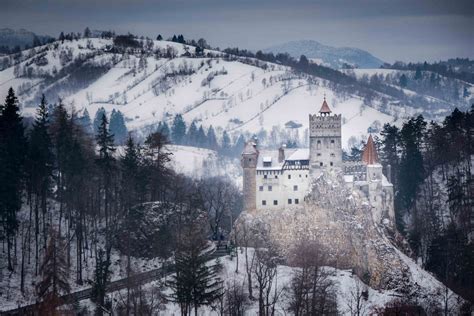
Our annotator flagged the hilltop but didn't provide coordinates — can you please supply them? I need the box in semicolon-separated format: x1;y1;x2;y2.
0;35;471;150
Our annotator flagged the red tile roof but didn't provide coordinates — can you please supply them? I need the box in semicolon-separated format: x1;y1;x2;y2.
319;99;332;114
362;135;379;165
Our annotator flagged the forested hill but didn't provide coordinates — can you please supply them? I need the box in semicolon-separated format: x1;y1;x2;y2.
0;33;472;150
378;106;474;302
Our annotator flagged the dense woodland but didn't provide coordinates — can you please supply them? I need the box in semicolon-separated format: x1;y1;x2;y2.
378;106;474;301
0;88;244;314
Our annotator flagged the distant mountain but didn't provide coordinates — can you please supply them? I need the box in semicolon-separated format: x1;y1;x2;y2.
0;28;53;50
264;40;384;69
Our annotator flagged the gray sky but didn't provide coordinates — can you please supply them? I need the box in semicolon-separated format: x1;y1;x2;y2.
2;0;473;63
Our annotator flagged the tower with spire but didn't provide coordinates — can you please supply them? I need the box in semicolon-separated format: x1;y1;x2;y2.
240;96;394;227
309;96;342;177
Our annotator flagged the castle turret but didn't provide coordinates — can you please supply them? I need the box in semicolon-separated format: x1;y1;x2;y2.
362;135;394;224
309;97;342;177
241;141;258;212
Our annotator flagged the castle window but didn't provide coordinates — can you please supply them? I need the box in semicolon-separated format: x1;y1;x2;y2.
330;162;333;166
317;153;321;156
320;162;323;166
264;174;267;179
293;185;298;191
268;185;272;191
295;199;299;204
299;174;302;178
317;140;321;149
288;174;291;179
248;158;251;162
259;186;263;191
275;175;278;179
262;200;266;206
288;199;292;204
330;153;335;157
273;200;278;205
306;175;308;178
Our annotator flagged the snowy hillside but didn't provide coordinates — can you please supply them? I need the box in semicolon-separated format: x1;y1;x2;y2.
70;248;460;315
264;40;384;69
167;145;241;184
0;37;466;149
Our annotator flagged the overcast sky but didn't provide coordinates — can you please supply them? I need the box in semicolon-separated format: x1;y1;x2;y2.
1;0;473;63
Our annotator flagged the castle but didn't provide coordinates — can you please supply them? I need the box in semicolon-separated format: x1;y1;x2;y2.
241;98;395;226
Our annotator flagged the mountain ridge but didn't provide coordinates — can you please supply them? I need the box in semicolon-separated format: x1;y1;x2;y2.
264;39;384;69
0;28;53;50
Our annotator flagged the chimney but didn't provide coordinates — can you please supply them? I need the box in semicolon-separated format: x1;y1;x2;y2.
278;144;286;163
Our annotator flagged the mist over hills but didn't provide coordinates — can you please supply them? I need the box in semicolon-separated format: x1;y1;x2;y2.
264;39;385;69
0;28;53;50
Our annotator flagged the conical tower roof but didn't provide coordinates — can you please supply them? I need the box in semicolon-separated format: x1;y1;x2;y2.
319;98;332;114
362;135;379;165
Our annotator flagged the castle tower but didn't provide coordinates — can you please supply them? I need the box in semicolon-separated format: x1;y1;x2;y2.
241;141;258;212
309;97;342;177
363;134;383;182
362;134;394;224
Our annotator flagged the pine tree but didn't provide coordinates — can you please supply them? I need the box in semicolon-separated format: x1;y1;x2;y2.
399;74;408;88
196;125;207;147
0;87;27;271
27;94;53;274
78;108;92;134
91;248;112;315
49;100;73;227
96;113;116;225
109;109;128;145
83;27;91;38
398;115;426;249
154;121;170;139
171;114;186;145
168;223;223;316
93;107;106;135
156;34;163;41
187;121;198;146
414;67;422;80
143;131;172;201
36;228;70;314
206;125;218;150
120;135;142;210
233;134;246;156
221;131;231;155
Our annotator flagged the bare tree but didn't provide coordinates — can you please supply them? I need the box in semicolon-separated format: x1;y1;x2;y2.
224;279;250;316
36;227;71;315
253;246;284;316
287;240;337;316
346;278;368;316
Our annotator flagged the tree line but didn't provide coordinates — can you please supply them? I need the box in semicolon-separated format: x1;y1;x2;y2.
378;106;474;302
0;87;242;314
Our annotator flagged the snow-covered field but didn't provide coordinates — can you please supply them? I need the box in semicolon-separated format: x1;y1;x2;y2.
74;248;456;315
0;38;423;148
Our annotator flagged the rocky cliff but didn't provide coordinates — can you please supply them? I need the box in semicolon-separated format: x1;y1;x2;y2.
234;172;463;310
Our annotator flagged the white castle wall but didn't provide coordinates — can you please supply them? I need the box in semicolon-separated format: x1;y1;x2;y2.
256;168;310;210
242;103;395;227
